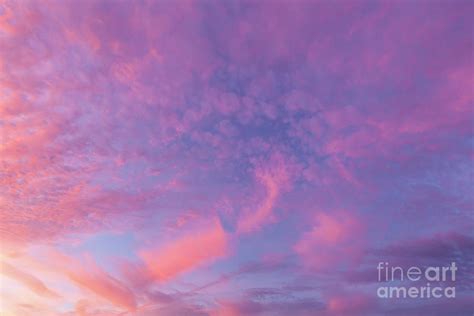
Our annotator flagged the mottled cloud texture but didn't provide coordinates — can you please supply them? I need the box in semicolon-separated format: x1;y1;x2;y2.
1;0;473;315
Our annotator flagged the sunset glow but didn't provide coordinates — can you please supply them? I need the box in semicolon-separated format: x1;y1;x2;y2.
1;1;473;315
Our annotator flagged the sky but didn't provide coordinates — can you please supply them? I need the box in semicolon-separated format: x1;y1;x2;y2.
0;0;473;315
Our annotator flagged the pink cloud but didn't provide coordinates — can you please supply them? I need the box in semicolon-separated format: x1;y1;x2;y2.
237;171;281;233
0;1;471;314
326;292;375;316
294;211;365;271
48;251;137;312
237;155;291;234
0;261;59;299
139;222;229;281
